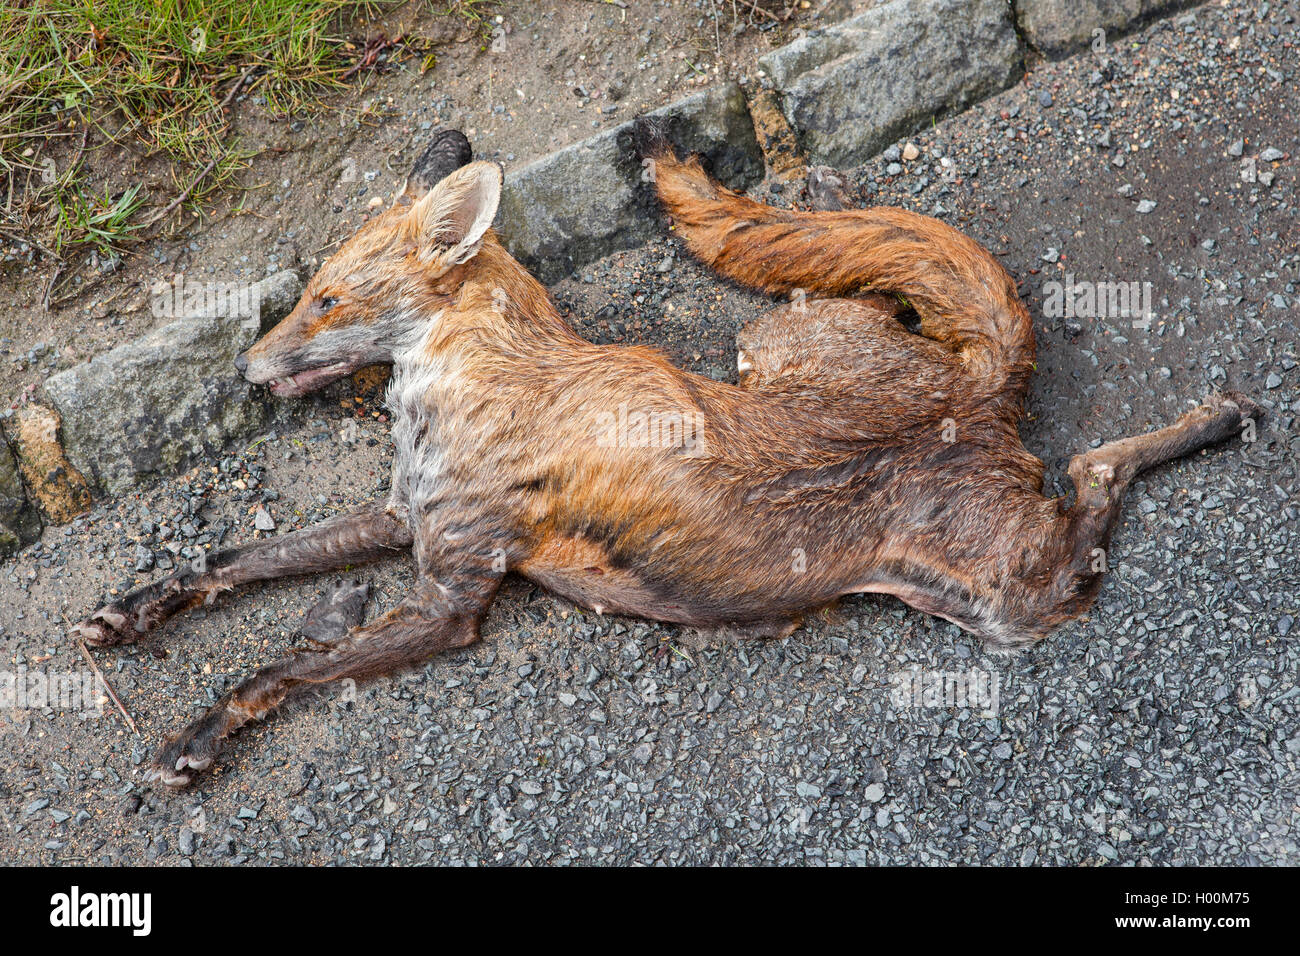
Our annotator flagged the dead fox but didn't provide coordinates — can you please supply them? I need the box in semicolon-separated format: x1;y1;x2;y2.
70;124;1260;787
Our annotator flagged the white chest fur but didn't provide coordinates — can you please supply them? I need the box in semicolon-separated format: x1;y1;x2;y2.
385;353;447;519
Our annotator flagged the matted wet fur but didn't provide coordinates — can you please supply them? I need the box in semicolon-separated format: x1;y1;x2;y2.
70;123;1261;787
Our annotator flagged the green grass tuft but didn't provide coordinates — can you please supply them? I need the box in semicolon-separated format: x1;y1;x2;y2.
0;0;484;263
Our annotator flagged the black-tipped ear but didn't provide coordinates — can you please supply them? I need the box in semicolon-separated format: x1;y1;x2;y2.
632;116;675;163
401;128;474;201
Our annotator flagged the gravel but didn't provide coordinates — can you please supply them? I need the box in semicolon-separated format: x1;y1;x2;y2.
0;1;1295;866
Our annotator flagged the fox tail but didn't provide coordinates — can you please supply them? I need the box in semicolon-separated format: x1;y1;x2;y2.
635;119;1035;390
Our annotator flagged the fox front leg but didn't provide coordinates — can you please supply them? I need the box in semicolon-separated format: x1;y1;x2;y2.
147;573;500;787
69;504;413;648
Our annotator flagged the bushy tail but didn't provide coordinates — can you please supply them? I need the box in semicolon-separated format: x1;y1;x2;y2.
635;120;1035;389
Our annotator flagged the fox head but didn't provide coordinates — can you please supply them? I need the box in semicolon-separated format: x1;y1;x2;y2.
236;136;502;397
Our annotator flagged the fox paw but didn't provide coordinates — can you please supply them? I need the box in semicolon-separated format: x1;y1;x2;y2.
300;578;370;644
1216;390;1263;425
147;717;226;788
68;604;137;648
70;573;206;649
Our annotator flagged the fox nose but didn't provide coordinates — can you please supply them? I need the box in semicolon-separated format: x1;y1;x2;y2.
233;352;249;374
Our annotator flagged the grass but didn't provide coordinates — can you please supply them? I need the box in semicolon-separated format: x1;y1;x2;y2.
54;180;144;256
0;0;489;267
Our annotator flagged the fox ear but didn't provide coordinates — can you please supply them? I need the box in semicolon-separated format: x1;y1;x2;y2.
408;161;502;270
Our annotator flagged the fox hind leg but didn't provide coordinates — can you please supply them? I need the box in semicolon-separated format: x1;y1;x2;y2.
1068;391;1262;516
1021;391;1267;644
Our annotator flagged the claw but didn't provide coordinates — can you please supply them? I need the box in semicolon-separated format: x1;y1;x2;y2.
69;607;132;648
144;752;196;788
96;609;128;629
151;767;191;788
67;621;104;643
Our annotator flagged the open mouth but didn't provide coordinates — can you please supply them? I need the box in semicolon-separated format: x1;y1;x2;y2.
264;361;355;397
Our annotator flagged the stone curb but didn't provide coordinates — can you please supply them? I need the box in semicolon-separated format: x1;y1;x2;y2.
1013;0;1203;60
0;430;40;557
39;269;302;501
758;0;1024;170
0;0;1207;556
496;81;764;285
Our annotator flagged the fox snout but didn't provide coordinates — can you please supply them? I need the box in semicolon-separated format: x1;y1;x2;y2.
234;300;370;397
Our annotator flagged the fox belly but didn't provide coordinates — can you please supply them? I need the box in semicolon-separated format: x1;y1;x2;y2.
516;534;697;623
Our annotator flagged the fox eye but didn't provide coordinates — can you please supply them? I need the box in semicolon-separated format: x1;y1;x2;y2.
318;296;338;312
